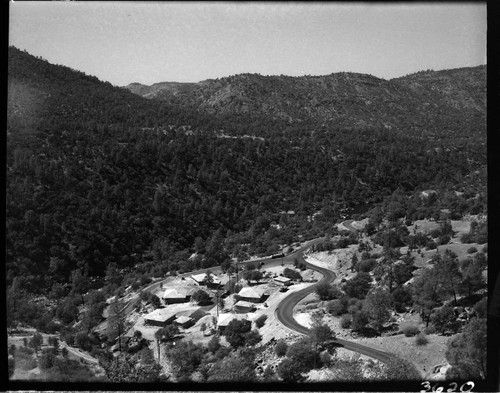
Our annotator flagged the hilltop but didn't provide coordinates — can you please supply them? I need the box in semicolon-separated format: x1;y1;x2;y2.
125;66;486;138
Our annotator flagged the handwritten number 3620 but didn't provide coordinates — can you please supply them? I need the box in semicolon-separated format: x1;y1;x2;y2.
420;381;475;392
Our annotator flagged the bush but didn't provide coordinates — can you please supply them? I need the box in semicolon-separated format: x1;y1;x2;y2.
326;297;348;315
473;297;488;318
340;314;352;329
415;333;429;346
437;235;450;246
224;319;252;348
319;351;334;367
424;325;436;335
402;325;420;337
357;258;377;273
39;348;57;370
255;315;268;328
283;268;302;281
207;335;221;354
192;289;211;305
244;330;262;346
425;241;437;250
467;246;478;254
460;233;475;244
275;340;288;356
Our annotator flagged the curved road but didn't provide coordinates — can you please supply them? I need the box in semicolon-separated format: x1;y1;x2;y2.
100;236;420;376
274;244;422;377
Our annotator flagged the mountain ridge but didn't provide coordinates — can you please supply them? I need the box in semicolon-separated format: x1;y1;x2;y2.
123;65;486;135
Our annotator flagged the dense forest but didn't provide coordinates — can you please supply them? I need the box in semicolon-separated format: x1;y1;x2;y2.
6;44;490;386
7;45;487;345
7;46;486;291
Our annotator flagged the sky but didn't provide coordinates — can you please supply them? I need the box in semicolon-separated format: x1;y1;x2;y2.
9;2;487;86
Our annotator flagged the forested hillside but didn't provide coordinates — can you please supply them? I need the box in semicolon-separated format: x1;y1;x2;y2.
126;66;486;139
7;46;486;296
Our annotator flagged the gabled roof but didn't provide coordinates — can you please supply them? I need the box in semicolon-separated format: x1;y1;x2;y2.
234;300;255;309
143;309;177;323
175;316;193;324
217;313;249;327
191;273;207;283
238;286;264;299
191;273;222;285
162;288;188;299
274;276;291;283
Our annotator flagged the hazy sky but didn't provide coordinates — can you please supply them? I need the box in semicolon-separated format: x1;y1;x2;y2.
9;2;487;86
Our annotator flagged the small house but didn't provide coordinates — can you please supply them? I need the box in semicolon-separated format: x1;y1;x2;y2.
143;309;177;327
191;273;208;285
274;276;291;286
237;287;265;303
191;273;222;288
162;288;189;304
234;300;256;313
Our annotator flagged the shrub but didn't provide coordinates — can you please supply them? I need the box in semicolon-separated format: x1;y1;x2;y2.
192;289;211;305
340;314;352;329
402;325;420;337
39;348;57;370
437;235;450;245
277;357;305;382
224;319;251;348
254;315;268;328
467;246;478;254
391;286;413;313
473;297;488;318
244;330;262;346
460;233;475;244
275;340;288;357
357;258;377;273
319;351;334;367
207;335;220;354
424;325;436;335
326;297;348;315
283;268;302;281
415;333;429;346
429;228;441;238
425;241;437;250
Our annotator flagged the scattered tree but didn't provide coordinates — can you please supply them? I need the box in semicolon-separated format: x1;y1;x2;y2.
445;318;487;379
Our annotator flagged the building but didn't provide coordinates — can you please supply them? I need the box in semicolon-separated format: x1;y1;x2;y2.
143;309;177;327
216;313;249;332
237;287;265;303
274;276;292;286
234;300;256;313
174;315;194;329
162;288;189;304
191;273;222;287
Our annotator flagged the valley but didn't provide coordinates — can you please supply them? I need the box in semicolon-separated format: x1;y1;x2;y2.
6;46;488;388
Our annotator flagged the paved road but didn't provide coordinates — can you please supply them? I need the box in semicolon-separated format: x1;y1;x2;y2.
98;236;420;377
97;238;324;332
274;244;422;377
